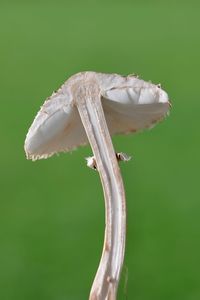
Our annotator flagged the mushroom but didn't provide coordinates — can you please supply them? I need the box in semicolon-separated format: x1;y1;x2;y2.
24;71;170;300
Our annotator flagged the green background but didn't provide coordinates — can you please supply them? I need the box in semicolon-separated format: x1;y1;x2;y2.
0;1;199;299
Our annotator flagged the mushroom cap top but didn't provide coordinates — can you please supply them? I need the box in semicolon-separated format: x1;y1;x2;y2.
24;72;170;160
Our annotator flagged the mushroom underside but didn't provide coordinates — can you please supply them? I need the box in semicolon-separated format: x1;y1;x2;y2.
25;98;168;160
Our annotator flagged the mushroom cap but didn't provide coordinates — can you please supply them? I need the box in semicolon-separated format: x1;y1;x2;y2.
24;72;170;160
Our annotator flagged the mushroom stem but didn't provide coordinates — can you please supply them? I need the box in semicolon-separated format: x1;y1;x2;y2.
75;82;126;300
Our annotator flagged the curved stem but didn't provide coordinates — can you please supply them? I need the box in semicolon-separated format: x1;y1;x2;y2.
75;83;126;300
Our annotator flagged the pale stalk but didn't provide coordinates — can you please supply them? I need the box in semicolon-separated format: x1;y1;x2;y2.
75;82;126;300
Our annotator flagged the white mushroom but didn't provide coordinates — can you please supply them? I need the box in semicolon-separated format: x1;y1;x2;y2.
24;72;170;300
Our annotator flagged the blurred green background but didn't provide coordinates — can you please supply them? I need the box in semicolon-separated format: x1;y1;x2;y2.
0;0;199;299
